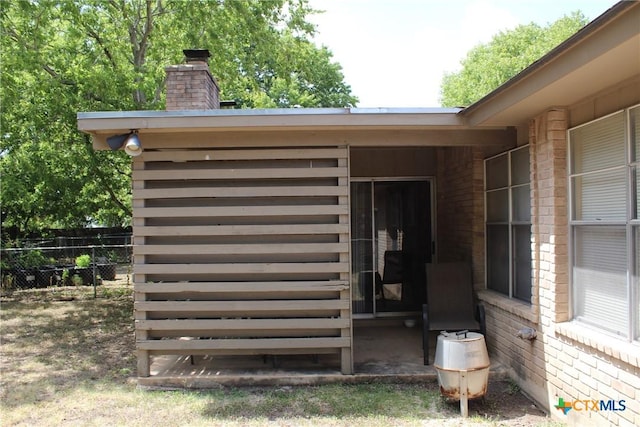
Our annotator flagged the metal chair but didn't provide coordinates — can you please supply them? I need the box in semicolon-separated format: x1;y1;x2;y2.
422;262;486;365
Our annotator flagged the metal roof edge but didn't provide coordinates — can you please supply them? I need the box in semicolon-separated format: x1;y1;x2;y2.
77;107;462;120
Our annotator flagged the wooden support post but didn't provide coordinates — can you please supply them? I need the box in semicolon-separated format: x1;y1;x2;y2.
132;158;150;377
338;150;353;375
137;349;150;378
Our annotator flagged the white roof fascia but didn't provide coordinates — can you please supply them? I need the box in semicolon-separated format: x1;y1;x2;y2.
77;107;466;134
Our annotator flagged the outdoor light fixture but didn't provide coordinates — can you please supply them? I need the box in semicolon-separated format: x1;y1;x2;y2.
124;131;142;156
106;130;143;156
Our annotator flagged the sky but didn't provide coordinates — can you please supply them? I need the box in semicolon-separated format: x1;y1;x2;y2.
307;0;618;108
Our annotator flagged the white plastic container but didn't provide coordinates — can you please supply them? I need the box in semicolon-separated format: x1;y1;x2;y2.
434;331;490;417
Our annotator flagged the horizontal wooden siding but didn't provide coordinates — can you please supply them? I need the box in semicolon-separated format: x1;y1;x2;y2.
133;146;352;375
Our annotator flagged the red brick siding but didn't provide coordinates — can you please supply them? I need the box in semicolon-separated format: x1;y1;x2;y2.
165;63;220;110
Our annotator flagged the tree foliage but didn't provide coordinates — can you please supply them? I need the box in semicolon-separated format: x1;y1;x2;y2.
440;12;589;107
1;0;357;235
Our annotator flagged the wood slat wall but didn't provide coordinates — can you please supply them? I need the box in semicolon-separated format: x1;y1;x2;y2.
133;146;352;376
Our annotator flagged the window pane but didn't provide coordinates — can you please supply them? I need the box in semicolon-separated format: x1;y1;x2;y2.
351;182;373;314
635;226;640;340
511;146;530;185
631;106;639;163
487;225;509;295
486;154;508;190
572;168;626;221
635;166;639;220
512;185;531;222
487;189;508;222
570;111;625;174
573;226;627;336
513;225;532;303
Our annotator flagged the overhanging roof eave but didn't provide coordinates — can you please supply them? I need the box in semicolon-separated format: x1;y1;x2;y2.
77;107;470;134
459;1;639;126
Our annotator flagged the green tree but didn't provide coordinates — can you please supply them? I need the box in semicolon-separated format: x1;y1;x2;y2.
0;0;357;235
440;12;589;107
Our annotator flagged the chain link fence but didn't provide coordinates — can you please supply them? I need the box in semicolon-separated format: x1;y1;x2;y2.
1;243;132;290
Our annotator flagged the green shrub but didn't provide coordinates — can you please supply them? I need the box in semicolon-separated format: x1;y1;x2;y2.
19;250;48;268
62;269;70;282
75;254;91;268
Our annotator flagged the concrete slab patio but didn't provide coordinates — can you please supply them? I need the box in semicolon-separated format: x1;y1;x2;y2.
140;321;507;388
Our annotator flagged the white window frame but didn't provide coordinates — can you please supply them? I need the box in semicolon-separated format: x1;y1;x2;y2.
484;145;532;303
568;104;640;342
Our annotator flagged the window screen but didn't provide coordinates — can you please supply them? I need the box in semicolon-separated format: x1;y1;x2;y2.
573;226;627;334
569;105;640;342
486;154;508;190
485;146;531;302
570;111;625;174
487;225;509;295
513;224;532;302
571;169;626;221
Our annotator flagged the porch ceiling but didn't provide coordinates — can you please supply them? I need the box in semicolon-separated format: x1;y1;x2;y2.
78;109;516;150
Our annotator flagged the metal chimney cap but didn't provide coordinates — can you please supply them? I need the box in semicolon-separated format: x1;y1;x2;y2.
183;49;210;62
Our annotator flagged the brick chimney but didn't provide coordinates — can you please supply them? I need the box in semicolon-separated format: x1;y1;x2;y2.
165;49;220;110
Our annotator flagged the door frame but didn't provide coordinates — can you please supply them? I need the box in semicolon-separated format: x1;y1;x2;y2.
350;176;437;319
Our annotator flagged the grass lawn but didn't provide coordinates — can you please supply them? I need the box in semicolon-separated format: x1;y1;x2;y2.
0;283;560;426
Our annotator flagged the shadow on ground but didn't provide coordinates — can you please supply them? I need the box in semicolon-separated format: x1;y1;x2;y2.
0;286;136;408
0;285;553;426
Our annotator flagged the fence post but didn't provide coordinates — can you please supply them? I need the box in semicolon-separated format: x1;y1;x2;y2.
92;246;97;298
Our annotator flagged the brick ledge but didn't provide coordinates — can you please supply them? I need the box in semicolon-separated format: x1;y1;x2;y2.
477;290;537;323
555;321;640;369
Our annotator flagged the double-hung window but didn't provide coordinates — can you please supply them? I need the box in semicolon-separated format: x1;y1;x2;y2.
485;146;532;303
568;105;640;340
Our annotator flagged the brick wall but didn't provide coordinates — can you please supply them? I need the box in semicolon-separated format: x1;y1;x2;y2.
435;147;473;262
553;324;640;426
435;146;486;288
165;62;220;110
471;147;486;288
530;109;569;324
534;109;639;426
479;109;640;426
481;292;548;405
